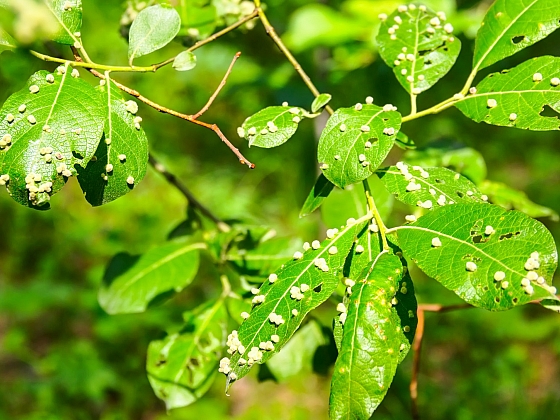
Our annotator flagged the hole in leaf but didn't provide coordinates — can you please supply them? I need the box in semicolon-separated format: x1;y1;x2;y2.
313;284;323;293
435;178;444;184
72;151;84;160
189;358;200;367
155;359;166;367
512;35;525;44
483;286;489;291
499;231;521;241
513;298;519;304
424;60;433;67
472;235;483;243
457;191;464;198
495;297;500;303
382;118;389;121
540;105;559;118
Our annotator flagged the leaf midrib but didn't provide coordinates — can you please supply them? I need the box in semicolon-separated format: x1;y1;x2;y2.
112;242;206;298
473;0;539;72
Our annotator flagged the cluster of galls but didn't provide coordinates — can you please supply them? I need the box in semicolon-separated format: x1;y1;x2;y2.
24;173;53;205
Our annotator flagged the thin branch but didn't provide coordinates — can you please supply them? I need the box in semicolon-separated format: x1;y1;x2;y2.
192;52;241;119
148;154;231;232
71;48;255;169
253;2;334;115
410;306;424;420
410;303;473;420
32;11;258;74
153;9;259;70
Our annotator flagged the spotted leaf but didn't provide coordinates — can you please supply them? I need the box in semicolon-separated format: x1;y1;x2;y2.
395;203;558;311
377;4;461;95
299;173;335;218
377;164;486;212
45;0;83;45
222;216;369;388
240;105;306;148
472;0;560;72
0;68;105;209
147;299;228;410
98;239;204;314
456;56;560;131
329;252;415;420
128;4;181;63
77;80;148;206
317;104;401;189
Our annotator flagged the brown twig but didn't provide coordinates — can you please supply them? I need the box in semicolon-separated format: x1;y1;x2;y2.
192;51;241;119
148;154;231;233
253;1;334;115
153;10;259;70
71;48;255;169
410;303;473;420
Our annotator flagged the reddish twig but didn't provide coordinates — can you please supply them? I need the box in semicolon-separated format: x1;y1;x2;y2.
410;303;473;420
71;48;254;169
193;51;241;119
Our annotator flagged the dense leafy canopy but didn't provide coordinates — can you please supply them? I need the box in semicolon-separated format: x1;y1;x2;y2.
0;0;558;418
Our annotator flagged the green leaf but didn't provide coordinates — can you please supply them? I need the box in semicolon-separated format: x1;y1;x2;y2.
173;51;197;71
394;131;416;150
377;164;486;211
479;180;559;221
266;320;327;382
0;68;105;209
0;26;16;53
395;203;558;311
317;104;401;189
239;105;306;148
311;93;332;113
128;4;181;63
456;56;560;131
472;0;560;72
221;217;369;387
329;252;414;419
77;80;148;206
44;0;83;45
299;173;335;218
98;239;204;314
377;5;461;94
403;141;487;185
322;176;393;229
147;299;227;410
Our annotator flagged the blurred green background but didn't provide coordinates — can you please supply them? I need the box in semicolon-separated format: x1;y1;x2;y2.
1;0;559;419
